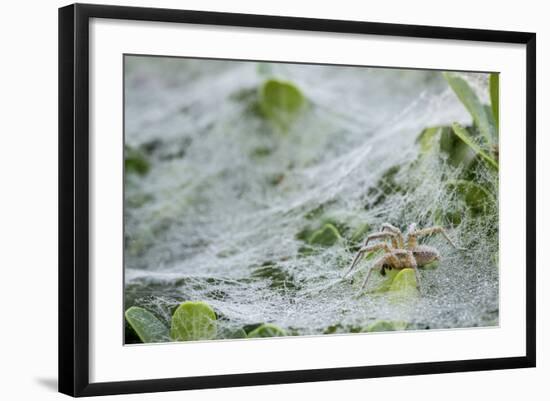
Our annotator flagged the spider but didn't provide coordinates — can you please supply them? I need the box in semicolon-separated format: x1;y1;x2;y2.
343;223;465;291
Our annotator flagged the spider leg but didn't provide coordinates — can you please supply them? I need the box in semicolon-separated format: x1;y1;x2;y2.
380;223;400;232
343;243;392;278
408;253;422;290
407;226;466;250
359;255;387;290
413;265;422;290
360;267;375;290
362;231;397;247
380;223;404;248
343;249;366;278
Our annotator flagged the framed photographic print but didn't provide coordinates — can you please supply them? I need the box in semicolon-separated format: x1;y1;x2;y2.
58;3;536;397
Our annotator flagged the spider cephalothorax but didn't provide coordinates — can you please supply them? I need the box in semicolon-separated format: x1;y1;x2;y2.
343;223;464;291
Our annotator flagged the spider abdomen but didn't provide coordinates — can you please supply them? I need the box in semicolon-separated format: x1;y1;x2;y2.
412;245;440;266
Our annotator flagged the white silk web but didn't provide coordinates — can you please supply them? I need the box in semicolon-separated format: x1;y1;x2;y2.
124;57;498;337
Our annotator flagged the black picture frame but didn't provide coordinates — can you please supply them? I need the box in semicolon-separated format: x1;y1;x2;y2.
59;3;536;397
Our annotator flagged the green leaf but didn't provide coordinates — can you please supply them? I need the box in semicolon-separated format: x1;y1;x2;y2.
451;123;498;170
417;125;485;170
125;306;169;343
388;268;419;302
368;267;399;293
258;79;305;131
446;179;496;214
416;126;442;153
170;301;217;341
389;268;418;291
308;223;341;247
443;72;495;145
247;323;287;338
490;73;499;131
363;320;408;333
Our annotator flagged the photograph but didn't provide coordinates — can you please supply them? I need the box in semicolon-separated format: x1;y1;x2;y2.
123;55;500;344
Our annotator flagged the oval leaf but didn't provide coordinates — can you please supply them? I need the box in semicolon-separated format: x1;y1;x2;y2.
388;268;419;301
259;79;305;131
125;306;169;343
308;223;341;247
389;268;418;291
170;301;217;341
368;267;399;293
364;320;408;333
247;323;287;338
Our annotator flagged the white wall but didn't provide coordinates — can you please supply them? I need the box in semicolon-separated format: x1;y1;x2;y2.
0;0;546;400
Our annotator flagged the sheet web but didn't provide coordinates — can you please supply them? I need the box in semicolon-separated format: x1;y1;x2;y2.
124;57;499;338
